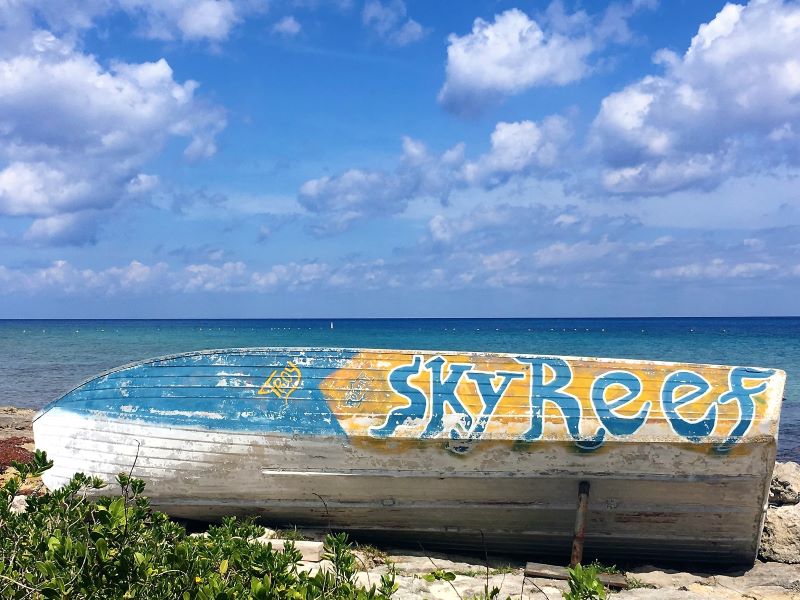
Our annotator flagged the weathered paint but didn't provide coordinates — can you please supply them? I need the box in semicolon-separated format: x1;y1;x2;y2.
33;348;786;564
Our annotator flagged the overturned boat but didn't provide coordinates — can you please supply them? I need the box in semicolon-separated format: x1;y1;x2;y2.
33;348;785;564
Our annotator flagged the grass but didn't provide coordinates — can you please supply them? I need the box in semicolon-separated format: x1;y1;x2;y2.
274;526;309;541
625;576;656;589
587;559;622;574
356;543;392;569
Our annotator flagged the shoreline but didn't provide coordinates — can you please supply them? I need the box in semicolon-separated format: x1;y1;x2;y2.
3;405;800;598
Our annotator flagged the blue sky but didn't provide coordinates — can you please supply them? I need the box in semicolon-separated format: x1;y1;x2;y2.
1;0;799;317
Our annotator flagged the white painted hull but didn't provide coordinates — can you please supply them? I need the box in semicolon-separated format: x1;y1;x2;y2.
35;406;776;563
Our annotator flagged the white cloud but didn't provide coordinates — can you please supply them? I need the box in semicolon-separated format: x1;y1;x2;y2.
183;261;249;292
23;212;101;246
591;0;800;195
0;32;225;243
298;136;466;233
653;259;779;280
298;117;571;233
0;260;170;294
0;0;254;44
362;0;425;46
0;259;356;295
2;213;797;299
272;15;302;36
463;117;572;186
438;2;654;115
0;162;91;217
127;173;160;195
251;262;329;290
534;238;617;267
169;0;239;41
438;8;591;114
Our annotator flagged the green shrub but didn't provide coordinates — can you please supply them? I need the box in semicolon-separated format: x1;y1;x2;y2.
0;450;395;599
563;563;607;600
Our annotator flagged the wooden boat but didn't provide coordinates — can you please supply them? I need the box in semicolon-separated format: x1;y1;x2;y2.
33;348;785;564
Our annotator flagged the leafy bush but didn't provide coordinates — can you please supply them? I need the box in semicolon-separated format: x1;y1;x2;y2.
0;450;396;599
562;563;607;600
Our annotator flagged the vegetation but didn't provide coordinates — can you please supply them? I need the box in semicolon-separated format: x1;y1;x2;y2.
354;544;391;570
562;563;607;600
0;451;396;599
625;576;655;590
586;559;620;575
421;568;456;583
273;527;308;542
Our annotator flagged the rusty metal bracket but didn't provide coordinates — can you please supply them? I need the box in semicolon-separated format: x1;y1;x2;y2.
570;480;591;567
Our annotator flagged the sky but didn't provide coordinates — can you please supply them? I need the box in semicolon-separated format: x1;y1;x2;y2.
0;0;799;318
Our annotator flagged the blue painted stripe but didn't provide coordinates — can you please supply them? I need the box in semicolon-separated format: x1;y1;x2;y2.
47;349;358;436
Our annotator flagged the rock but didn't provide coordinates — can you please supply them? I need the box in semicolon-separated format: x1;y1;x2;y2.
626;566;711;589
10;494;27;514
392;575;430;600
714;561;800;591
772;462;800;505
615;589;725;599
0;407;35;439
298;559;333;575
621;563;800;598
761;503;800;563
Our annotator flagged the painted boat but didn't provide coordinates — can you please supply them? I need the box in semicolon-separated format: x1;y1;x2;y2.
33;348;785;564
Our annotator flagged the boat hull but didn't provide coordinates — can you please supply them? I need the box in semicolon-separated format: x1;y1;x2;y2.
33;347;786;564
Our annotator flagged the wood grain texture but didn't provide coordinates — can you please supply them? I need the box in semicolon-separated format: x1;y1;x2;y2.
33;347;786;564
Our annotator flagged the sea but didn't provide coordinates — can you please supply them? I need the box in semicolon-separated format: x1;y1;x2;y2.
1;317;798;461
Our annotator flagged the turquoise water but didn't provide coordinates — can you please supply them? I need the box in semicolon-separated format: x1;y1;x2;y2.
1;317;797;460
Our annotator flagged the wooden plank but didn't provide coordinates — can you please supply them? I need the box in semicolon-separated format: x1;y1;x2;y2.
32;347;785;564
524;562;628;589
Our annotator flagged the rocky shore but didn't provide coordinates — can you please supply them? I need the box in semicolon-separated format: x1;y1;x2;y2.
3;405;800;599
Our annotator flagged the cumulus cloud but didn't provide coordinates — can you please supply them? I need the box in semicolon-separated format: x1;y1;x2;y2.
591;0;800;195
298;117;571;233
272;15;302;36
438;1;655;115
0;31;225;243
463;117;572;186
0;0;254;44
0;260;170;294
23;212;101;246
362;0;425;46
298;136;466;233
183;261;249;292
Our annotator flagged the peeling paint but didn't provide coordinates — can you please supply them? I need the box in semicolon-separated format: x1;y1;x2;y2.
32;347;786;564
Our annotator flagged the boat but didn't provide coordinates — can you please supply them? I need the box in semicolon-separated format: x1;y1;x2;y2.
33;347;785;564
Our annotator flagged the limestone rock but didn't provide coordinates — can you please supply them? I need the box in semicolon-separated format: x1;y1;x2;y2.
623;562;800;598
714;560;800;591
615;589;720;599
772;462;800;506
10;494;27;514
761;503;800;563
0;406;34;437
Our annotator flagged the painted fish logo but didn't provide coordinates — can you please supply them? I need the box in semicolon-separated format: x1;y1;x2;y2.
259;361;302;401
344;372;371;406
